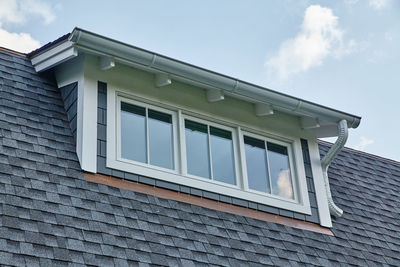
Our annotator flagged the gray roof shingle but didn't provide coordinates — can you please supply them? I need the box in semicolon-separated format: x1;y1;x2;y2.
0;48;399;266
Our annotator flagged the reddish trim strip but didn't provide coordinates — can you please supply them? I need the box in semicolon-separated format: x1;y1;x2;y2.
0;47;26;57
85;172;333;236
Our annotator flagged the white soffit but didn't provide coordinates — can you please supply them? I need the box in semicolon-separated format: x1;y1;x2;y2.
29;28;361;137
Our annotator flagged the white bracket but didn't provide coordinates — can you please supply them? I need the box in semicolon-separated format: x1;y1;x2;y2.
206;89;224;102
301;117;320;129
254;103;274;116
100;57;115;70
155;73;172;87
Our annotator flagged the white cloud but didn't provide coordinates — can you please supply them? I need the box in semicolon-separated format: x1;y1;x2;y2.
266;5;354;80
354;136;374;151
346;0;391;10
0;0;55;25
369;0;390;10
0;0;56;53
0;27;40;52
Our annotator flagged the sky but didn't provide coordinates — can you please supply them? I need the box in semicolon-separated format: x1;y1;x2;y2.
0;0;399;161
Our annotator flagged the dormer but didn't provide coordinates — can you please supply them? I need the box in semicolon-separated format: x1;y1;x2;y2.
29;28;361;229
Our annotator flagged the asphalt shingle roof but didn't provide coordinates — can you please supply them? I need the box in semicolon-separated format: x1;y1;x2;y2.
0;48;399;266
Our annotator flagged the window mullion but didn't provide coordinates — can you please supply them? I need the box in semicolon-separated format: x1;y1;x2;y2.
145;108;150;164
178;110;186;175
207;125;214;180
237;127;247;190
265;140;273;194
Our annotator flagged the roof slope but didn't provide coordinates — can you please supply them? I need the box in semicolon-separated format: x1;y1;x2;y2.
0;49;399;266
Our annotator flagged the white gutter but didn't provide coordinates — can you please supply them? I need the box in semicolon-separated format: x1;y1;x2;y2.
67;28;361;132
321;119;348;218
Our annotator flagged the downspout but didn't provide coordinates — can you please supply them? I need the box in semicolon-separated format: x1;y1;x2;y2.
321;119;348;218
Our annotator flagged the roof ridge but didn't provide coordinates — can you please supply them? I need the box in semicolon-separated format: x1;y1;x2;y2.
318;139;400;166
0;47;27;57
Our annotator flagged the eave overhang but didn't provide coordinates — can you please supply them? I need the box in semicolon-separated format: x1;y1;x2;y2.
29;27;361;138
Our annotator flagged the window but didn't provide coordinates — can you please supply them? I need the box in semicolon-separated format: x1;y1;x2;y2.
185;120;236;185
118;99;177;172
244;135;294;199
109;93;310;214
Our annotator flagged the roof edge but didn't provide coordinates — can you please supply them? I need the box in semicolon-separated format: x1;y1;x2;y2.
30;27;361;132
27;32;71;58
318;139;400;166
0;46;27;57
69;28;361;130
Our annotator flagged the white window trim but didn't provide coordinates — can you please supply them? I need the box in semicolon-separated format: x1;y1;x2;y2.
180;114;241;189
116;97;180;174
107;88;311;215
240;130;299;203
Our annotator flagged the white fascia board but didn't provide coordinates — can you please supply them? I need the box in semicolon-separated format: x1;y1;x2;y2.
67;28;361;136
31;41;77;72
308;140;332;228
35;28;360;138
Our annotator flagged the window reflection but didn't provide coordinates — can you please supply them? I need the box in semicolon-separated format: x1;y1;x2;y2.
121;102;174;170
244;136;270;193
185;121;236;185
148;110;174;169
121;103;146;163
267;143;294;199
244;135;294;200
185;120;210;178
210;127;235;185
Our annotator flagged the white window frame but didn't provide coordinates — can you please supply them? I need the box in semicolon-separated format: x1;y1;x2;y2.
116;97;180;174
107;89;311;214
240;130;298;203
181;114;241;190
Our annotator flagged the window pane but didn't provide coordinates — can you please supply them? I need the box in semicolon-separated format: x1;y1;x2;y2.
185;120;210;178
121;102;146;163
267;143;294;199
244;136;270;193
148;109;174;169
210;127;235;185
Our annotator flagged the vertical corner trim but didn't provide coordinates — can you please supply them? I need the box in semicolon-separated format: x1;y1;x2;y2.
76;74;99;173
308;140;333;228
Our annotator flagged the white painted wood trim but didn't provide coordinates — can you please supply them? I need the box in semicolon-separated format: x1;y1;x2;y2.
77;74;98;173
34;46;77;72
31;40;74;65
106;87;312;215
308;141;332;227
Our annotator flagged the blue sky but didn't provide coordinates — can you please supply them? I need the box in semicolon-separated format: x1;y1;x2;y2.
1;0;399;161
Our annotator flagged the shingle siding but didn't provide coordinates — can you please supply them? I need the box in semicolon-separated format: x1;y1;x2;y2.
59;82;78;141
0;49;399;266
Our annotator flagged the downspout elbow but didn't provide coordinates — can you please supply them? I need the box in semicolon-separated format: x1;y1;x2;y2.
321;119;348;218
